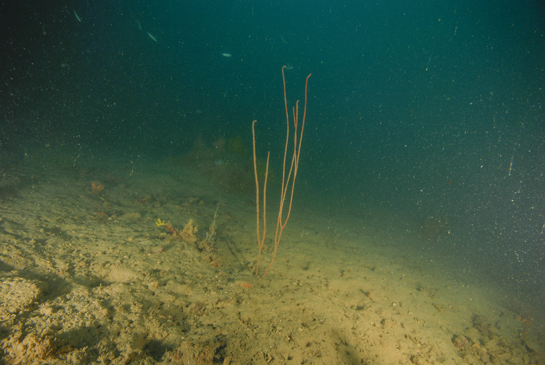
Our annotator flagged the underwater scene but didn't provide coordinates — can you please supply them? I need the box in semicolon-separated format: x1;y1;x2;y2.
1;0;544;363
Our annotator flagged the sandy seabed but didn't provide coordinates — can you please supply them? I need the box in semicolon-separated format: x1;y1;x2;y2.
0;147;543;365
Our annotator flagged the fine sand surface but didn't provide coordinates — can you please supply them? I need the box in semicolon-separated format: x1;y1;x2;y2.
0;146;543;364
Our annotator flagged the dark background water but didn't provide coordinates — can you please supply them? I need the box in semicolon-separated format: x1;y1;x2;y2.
2;0;545;305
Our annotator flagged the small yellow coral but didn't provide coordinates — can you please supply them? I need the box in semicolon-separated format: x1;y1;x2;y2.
155;218;165;227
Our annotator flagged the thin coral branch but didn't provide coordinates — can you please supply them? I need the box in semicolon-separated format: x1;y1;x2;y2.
252;120;270;275
256;68;311;278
